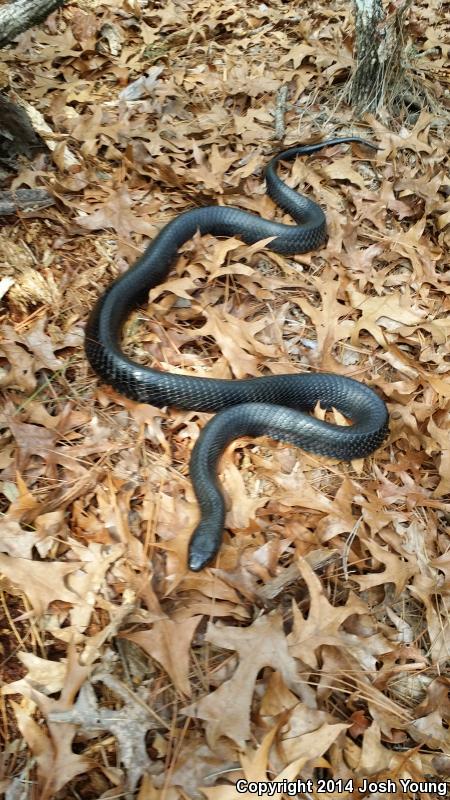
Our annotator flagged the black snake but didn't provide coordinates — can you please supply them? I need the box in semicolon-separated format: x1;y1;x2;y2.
85;137;389;571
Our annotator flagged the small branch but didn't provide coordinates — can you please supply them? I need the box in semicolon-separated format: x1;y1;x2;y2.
0;0;65;48
8;89;81;168
274;85;289;141
0;92;43;157
0;188;54;215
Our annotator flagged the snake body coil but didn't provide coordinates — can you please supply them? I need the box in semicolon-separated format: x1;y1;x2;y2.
85;137;389;571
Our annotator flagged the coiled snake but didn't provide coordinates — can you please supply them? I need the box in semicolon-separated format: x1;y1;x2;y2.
85;137;388;571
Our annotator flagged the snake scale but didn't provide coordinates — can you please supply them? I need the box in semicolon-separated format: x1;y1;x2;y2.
85;137;389;571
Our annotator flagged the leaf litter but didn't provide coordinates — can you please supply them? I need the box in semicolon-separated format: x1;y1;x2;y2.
0;0;449;798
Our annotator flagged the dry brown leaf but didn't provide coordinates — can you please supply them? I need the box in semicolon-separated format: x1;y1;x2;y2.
197;307;277;378
48;672;158;794
120;615;203;696
0;518;50;559
409;580;450;664
183;611;301;747
0;555;82;616
11;701;92;800
75;187;156;239
15;317;63;371
293;270;354;368
352;538;418;596
8;418;58;468
260;670;300;717
427;416;450;497
287;558;368;668
2;652;67;697
348;287;428;347
0;328;37;391
281;718;349;763
11;645;92;800
222;461;266;530
322;155;368;189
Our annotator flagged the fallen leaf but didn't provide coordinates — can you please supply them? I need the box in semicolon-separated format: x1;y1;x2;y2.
287;558;368;668
0;555;82;616
120;615;203;696
183;612;301;747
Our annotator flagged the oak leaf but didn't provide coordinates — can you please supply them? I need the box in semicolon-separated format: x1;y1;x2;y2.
288;558;368;668
120;615;203;696
75;186;155;239
183;611;301;747
0;555;82;616
351;538;417;596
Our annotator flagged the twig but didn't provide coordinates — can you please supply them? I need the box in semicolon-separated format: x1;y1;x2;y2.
0;0;65;48
0;188;54;215
9;89;81;168
274;85;289;140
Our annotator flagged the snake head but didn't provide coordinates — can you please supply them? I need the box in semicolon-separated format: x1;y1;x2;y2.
188;522;222;571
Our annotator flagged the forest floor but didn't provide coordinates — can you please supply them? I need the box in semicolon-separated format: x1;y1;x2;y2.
0;0;449;798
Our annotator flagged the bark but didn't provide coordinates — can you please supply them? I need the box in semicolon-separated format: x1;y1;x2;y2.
0;92;43;158
0;0;65;48
351;0;385;112
0;188;54;214
351;0;413;114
